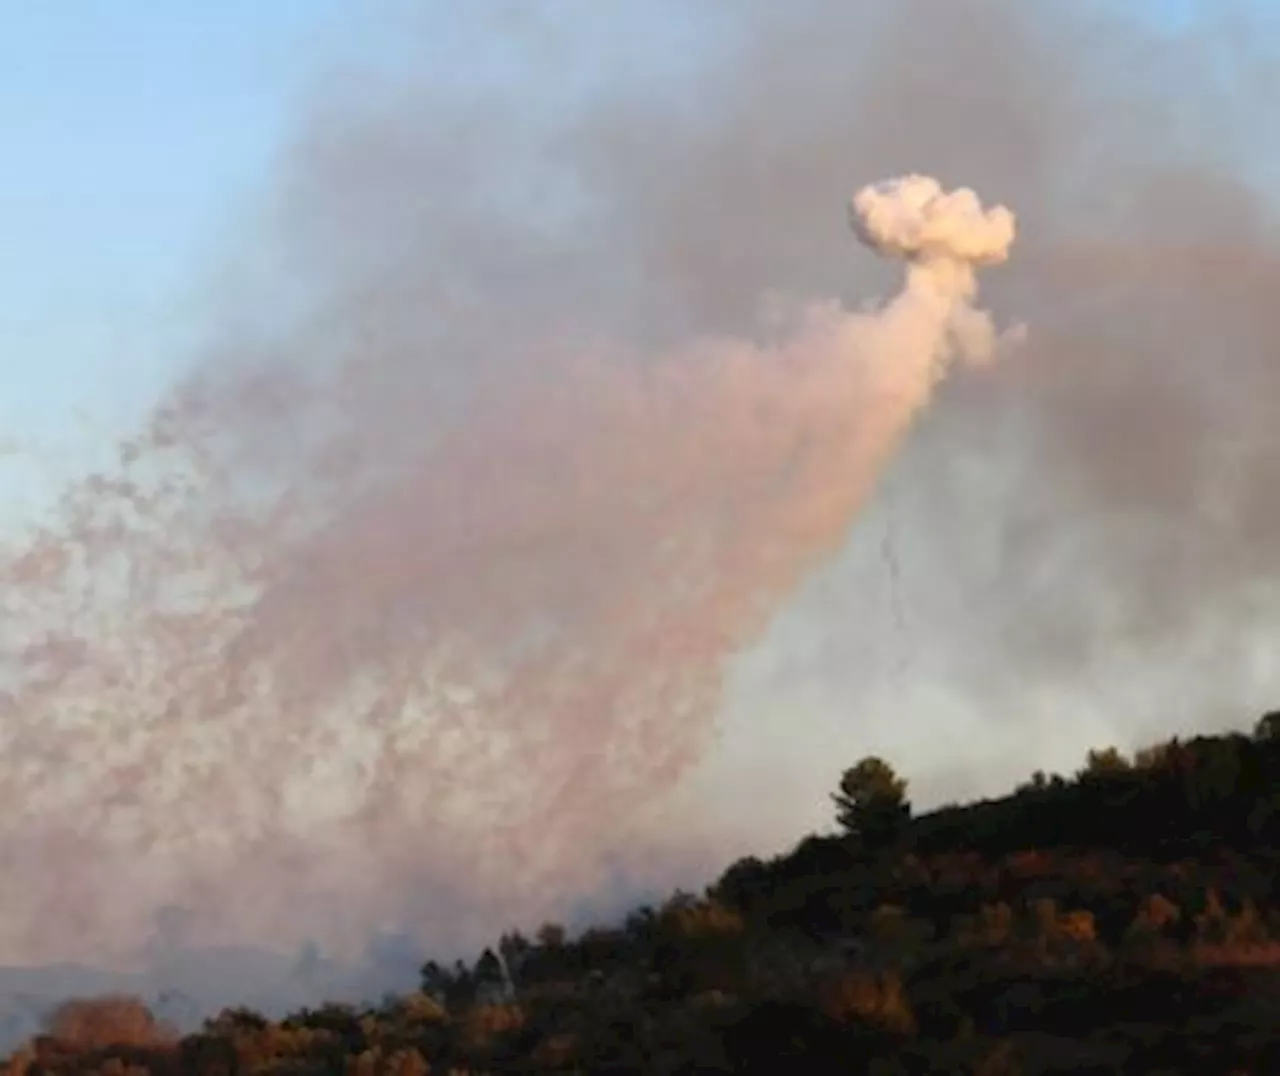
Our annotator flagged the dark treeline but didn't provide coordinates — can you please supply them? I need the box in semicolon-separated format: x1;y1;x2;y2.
9;712;1280;1075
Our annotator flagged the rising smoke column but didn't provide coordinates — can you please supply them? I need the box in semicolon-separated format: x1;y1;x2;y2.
0;175;1016;964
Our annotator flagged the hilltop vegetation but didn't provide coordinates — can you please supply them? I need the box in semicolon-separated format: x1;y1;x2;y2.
10;713;1280;1075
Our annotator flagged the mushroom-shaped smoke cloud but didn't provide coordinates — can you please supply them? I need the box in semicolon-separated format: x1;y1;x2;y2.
853;174;1016;270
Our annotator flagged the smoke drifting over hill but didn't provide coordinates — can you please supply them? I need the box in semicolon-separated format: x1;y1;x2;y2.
2;0;1280;997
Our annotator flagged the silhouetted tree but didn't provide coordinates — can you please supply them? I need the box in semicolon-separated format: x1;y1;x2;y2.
832;756;910;848
1078;746;1131;778
475;947;514;1003
419;959;451;1003
1253;710;1280;742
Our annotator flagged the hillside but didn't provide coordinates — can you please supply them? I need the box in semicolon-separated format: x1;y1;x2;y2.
9;714;1280;1075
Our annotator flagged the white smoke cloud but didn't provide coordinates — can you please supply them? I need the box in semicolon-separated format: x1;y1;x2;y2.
850;174;1018;378
852;175;1016;270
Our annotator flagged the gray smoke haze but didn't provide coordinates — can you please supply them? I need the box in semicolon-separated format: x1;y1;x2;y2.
3;0;1280;1023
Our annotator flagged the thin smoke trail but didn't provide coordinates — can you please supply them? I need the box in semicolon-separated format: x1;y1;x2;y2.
879;478;914;684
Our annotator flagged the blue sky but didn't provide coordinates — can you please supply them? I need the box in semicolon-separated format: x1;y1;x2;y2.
0;3;356;458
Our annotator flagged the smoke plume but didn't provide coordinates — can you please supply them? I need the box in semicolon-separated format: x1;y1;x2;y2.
0;166;1015;965
4;0;1280;1002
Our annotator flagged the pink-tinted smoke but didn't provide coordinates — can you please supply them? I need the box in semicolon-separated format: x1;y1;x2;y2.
0;174;1016;965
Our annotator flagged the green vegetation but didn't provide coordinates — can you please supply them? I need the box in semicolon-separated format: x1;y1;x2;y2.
11;712;1280;1074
